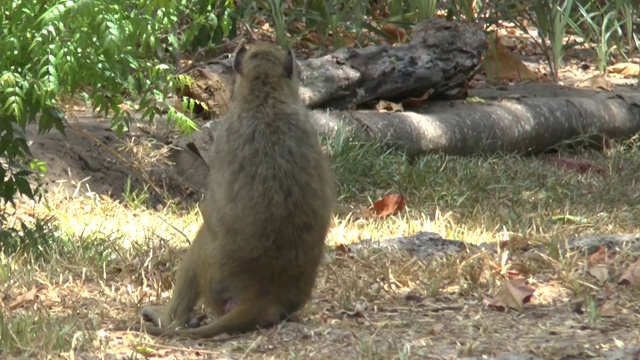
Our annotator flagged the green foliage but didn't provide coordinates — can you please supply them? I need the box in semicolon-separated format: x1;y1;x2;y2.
572;1;626;72
444;0;482;22
123;176;152;210
0;0;236;208
180;0;238;53
267;0;289;47
387;0;438;22
490;0;579;81
0;215;62;260
323;128;406;202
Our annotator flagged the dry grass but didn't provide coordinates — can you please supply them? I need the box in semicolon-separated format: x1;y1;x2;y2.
2;133;640;359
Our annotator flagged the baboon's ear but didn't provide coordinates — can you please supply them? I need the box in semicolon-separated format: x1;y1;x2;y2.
233;46;248;75
284;49;295;79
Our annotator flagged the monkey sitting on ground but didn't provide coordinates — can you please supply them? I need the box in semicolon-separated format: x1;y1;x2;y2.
136;43;335;338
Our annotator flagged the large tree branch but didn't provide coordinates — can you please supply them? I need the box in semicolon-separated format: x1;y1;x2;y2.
181;19;487;116
310;92;640;157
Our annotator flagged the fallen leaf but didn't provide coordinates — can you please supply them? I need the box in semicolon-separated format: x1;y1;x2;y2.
487;280;535;312
465;96;486;104
599;299;618;317
9;288;38;311
588;264;609;284
609;62;640;77
303;32;322;45
401;88;434;107
588;246;609;264
551;157;605;174
431;323;444;335
376;100;404;112
382;23;407;44
618;260;640;286
290;21;306;32
484;36;536;82
500;234;532;252
134;346;157;358
405;294;424;303
371;194;406;218
254;16;267;27
575;75;613;91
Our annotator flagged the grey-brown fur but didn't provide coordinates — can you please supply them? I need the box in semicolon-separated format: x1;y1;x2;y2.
136;42;335;338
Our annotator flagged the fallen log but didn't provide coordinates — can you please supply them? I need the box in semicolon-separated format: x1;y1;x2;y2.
180;19;486;116
309;91;640;157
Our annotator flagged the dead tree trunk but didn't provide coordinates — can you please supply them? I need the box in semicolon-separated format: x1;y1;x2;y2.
308;92;640;157
299;20;487;109
180;19;487;117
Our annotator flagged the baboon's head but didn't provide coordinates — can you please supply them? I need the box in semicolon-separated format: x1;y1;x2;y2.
233;43;296;80
232;43;302;100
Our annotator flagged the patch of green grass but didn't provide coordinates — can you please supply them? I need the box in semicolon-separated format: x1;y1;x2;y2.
0;307;95;357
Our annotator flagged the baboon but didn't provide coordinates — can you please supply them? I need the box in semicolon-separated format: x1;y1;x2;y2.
137;43;335;338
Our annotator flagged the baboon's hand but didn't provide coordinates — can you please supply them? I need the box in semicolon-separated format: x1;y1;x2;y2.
138;306;179;328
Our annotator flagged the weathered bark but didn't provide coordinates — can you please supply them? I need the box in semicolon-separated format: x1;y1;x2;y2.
299;19;487;109
180;19;486;115
309;92;640;157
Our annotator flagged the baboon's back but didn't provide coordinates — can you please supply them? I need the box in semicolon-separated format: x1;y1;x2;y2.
205;45;333;283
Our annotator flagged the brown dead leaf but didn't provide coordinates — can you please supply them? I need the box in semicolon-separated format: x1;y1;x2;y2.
575;75;613;91
376;100;404;112
371;194;406;218
609;62;640;77
500;234;532;252
487;280;535;312
405;294;424;303
588;264;609;284
551;157;605;174
618;260;640;286
588;246;613;264
484;37;536;82
599;299;618;317
431;323;444;335
303;32;322;46
401;88;434;107
382;23;407;44
253;16;267;27
335;244;350;255
290;21;306;32
9;287;38;311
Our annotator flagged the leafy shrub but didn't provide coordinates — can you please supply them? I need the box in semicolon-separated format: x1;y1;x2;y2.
0;0;236;207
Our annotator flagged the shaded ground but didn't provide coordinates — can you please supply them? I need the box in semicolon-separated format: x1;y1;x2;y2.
27;107;201;207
